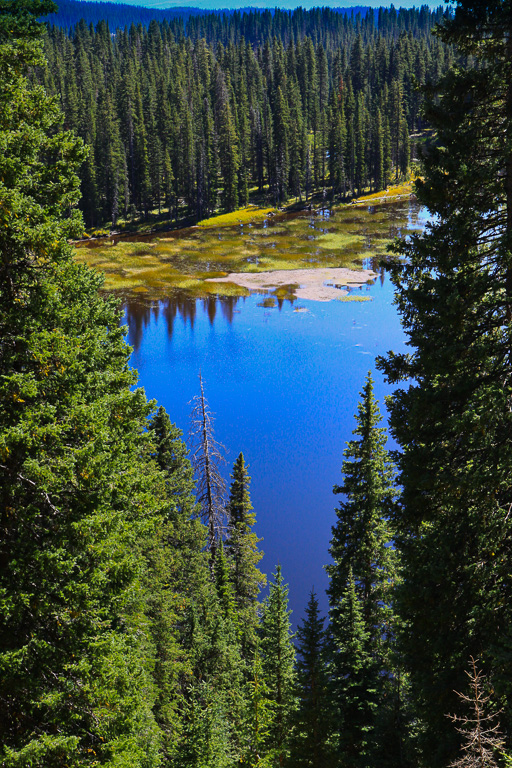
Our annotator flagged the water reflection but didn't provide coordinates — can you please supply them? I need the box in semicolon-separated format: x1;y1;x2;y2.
125;294;252;351
124;292;306;351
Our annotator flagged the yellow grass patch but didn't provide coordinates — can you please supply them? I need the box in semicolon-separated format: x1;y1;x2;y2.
197;206;277;227
350;181;414;205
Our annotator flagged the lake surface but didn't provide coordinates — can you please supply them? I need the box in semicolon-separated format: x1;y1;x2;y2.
122;199;429;625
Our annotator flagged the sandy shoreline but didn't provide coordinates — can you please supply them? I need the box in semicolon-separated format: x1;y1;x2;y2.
206;266;377;302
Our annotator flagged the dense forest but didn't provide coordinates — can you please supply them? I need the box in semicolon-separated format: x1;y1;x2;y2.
35;4;452;227
2;0;512;767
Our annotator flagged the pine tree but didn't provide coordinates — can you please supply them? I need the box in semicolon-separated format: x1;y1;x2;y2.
272;86;289;205
328;569;377;768
326;373;399;768
377;0;512;763
218;92;240;212
0;4;165;762
291;591;331;768
242;649;275;768
226;453;266;657
326;372;396;635
180;544;247;768
149;404;196;517
260;566;297;767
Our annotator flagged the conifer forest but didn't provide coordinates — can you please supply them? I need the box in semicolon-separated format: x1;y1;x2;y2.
1;0;512;766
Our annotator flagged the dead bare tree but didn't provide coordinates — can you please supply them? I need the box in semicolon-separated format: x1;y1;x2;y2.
447;656;504;768
189;372;227;559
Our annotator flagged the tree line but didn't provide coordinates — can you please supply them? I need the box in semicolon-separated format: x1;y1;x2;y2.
34;4;455;228
3;0;512;766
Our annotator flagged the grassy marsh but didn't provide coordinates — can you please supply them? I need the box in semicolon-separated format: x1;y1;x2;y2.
74;188;420;301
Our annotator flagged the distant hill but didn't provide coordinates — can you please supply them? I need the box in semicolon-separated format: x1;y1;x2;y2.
45;0;375;30
44;0;210;29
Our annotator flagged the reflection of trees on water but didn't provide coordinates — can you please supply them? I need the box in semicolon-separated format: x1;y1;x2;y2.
203;296;217;325
124;300;154;352
124;294;243;350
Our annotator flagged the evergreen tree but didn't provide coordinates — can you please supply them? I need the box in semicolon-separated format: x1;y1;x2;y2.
260;566;297;767
226;453;266;657
34;7;451;223
290;591;331;768
272;86;289;205
377;0;512;763
328;569;377;768
242;649;275;768
218;97;240;212
0;3;165;762
326;372;396;634
180;547;247;768
149;404;196;516
326;373;399;768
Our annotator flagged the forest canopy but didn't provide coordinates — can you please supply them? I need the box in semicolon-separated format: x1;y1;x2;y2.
34;4;453;226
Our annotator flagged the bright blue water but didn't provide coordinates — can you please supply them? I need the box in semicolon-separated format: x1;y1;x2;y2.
123;203;427;626
123;279;402;626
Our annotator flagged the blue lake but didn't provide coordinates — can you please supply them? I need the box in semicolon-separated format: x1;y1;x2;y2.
123;201;427;625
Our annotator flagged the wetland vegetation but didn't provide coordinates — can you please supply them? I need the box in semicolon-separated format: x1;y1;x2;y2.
74;185;419;299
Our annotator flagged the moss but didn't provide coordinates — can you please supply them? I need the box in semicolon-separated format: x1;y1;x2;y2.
315;232;365;251
349;181;413;205
274;284;299;301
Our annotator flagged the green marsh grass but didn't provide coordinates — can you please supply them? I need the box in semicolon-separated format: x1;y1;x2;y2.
74;195;414;299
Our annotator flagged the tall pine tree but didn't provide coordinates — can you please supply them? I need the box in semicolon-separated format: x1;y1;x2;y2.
378;0;512;763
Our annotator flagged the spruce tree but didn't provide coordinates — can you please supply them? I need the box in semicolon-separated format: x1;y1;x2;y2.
326;372;396;635
242;649;275;768
377;0;512;763
260;566;297;767
328;569;377;768
226;453;266;657
290;591;331;768
326;373;399;768
0;3;165;762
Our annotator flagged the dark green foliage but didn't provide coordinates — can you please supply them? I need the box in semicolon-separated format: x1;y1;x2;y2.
0;6;171;765
0;5;203;764
226;453;266;657
178;552;247;768
290;591;331;768
149;405;196;517
327;373;396;643
326;373;400;768
329;569;377;768
146;406;209;761
260;566;297;767
242;649;275;768
377;0;512;764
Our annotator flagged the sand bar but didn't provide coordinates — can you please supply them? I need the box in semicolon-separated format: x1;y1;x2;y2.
206;267;377;302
